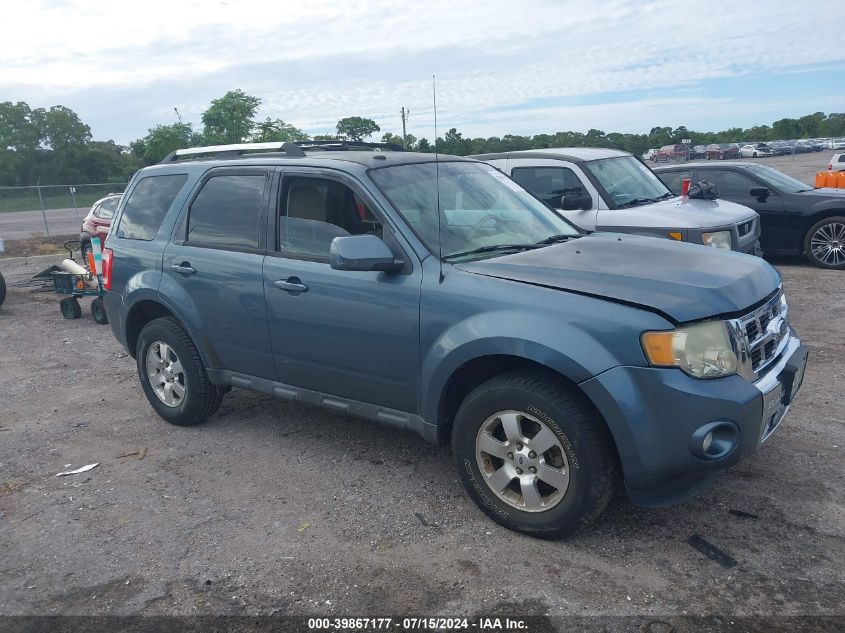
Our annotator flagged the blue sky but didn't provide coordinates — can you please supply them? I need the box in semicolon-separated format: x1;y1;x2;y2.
4;0;842;144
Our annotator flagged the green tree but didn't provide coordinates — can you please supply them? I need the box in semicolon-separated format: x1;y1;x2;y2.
772;118;801;140
40;105;91;150
336;116;380;141
201;89;261;144
417;137;432;152
134;122;197;164
380;132;417;149
252;117;309;142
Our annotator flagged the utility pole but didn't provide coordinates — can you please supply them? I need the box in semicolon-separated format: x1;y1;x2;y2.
400;107;409;149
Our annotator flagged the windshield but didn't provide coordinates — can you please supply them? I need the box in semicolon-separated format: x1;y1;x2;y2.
585;156;672;207
747;165;813;193
370;161;579;261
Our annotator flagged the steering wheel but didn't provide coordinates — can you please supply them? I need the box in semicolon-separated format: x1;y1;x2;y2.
467;214;509;240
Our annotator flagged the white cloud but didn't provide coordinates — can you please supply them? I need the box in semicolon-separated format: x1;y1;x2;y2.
3;0;841;142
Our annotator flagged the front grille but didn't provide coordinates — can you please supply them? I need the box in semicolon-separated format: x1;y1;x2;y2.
738;290;787;375
738;219;754;236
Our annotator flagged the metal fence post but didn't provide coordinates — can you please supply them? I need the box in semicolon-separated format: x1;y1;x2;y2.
36;181;50;236
70;186;78;218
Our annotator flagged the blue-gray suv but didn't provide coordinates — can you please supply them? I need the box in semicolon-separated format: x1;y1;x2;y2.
102;141;808;537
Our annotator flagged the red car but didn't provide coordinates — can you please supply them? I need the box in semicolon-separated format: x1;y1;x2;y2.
80;193;120;258
653;144;686;162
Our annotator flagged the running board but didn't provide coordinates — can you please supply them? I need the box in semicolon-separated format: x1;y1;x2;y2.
206;369;437;443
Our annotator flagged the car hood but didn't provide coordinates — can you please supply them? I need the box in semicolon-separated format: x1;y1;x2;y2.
798;187;845;198
453;233;780;323
608;196;757;229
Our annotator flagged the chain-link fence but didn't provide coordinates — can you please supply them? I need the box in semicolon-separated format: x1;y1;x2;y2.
0;183;127;239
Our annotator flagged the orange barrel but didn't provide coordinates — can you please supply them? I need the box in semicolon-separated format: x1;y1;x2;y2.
815;172;828;187
835;171;845;189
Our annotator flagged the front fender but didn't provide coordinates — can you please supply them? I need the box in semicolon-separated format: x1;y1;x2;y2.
419;309;627;425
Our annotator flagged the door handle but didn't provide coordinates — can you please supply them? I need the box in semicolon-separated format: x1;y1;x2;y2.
170;262;196;276
274;277;309;294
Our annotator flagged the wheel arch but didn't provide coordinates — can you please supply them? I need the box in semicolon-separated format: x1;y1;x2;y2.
124;299;213;370
433;354;622;471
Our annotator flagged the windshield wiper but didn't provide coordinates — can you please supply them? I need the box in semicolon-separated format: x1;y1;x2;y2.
616;197;658;208
534;233;583;245
442;243;541;261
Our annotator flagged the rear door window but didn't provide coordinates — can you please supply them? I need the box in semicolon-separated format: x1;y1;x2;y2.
658;170;689;195
511;167;583;206
117;174;188;240
187;173;266;249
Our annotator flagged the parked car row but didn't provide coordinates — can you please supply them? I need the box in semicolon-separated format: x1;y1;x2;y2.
644;138;844;163
99;140;808;538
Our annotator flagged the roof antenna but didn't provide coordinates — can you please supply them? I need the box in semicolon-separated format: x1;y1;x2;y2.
433;74;444;284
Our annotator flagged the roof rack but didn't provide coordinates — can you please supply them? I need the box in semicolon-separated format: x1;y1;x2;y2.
160;141;306;162
159;140;405;163
294;140;405;152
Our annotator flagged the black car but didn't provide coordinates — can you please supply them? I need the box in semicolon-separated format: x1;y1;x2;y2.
655;162;845;269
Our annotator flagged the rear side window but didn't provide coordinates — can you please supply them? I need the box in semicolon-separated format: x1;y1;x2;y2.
94;197;119;219
703;170;757;196
658;170;689;195
511;167;583;206
187;174;265;249
117;175;188;240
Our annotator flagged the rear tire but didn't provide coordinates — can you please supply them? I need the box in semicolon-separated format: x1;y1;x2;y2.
91;298;108;324
136;317;224;426
0;272;6;307
804;216;845;269
452;370;617;538
60;297;81;319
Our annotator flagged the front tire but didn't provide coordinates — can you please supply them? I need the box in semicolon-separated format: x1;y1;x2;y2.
804;216;845;269
136;317;224;426
452;370;617;538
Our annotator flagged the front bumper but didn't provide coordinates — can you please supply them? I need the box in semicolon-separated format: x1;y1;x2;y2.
580;331;807;506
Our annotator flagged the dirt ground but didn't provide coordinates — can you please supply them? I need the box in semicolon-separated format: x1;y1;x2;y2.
0;253;843;628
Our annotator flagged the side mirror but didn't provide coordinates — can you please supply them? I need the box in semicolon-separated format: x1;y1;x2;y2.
330;234;402;273
560;191;592;211
749;187;770;201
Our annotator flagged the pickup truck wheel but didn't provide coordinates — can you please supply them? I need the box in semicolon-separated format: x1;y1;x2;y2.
136;317;224;426
805;217;845;269
452;370;616;538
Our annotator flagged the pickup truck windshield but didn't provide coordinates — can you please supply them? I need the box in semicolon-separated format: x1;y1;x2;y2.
370;161;579;261
586;156;673;207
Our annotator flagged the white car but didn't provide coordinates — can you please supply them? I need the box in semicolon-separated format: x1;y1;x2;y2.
825;138;845;150
642;148;658;161
740;144;773;158
829;153;845;171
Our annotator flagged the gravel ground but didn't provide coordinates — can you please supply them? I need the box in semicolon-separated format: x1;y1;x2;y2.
0;254;843;625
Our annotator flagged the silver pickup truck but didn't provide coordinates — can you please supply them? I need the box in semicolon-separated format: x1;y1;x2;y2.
473;148;761;254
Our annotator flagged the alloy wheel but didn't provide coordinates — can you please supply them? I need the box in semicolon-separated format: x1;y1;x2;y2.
145;341;186;407
810;221;845;266
475;410;570;513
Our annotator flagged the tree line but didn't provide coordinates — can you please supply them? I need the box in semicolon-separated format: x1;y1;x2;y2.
2;89;844;187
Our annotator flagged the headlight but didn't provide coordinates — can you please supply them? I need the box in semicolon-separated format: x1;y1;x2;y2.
641;320;738;378
702;230;732;250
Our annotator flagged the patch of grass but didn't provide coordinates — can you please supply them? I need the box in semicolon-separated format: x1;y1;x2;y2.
0;234;77;258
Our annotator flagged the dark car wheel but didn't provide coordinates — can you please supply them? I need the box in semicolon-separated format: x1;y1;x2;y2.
0;272;6;307
136;317;224;426
452;370;617;538
91;298;108;325
81;241;92;265
804;216;845;269
60;297;81;319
